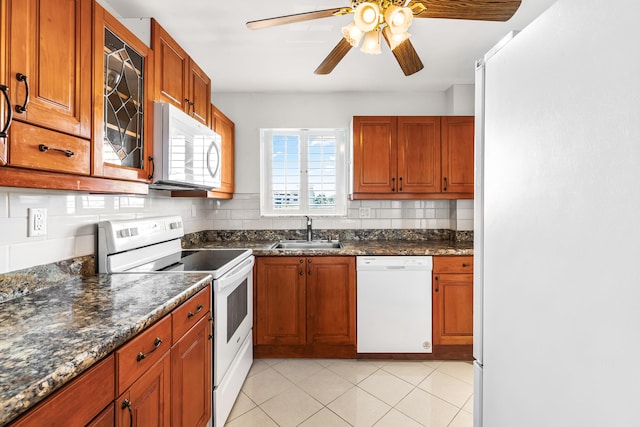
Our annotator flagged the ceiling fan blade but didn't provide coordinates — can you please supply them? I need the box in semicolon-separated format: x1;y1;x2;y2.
408;0;522;22
314;38;353;75
382;33;424;76
247;8;349;30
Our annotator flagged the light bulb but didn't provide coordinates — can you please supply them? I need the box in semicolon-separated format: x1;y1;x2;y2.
360;30;381;55
342;22;364;47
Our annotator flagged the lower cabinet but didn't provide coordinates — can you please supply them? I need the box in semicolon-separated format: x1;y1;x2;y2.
9;354;115;427
255;256;356;358
433;256;474;346
171;315;212;427
116;354;171;427
10;286;212;427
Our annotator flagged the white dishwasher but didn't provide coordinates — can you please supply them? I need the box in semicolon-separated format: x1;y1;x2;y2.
357;256;433;353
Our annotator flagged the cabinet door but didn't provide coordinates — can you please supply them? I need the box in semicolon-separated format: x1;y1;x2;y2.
188;60;211;126
92;4;153;182
307;257;356;345
151;19;189;111
211;106;235;195
397;116;441;193
116;354;171;427
352;116;397;193
6;0;91;139
441;116;474;194
433;273;473;345
171;315;212;427
255;257;306;345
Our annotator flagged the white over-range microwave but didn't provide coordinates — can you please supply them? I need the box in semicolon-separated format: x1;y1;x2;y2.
150;102;221;190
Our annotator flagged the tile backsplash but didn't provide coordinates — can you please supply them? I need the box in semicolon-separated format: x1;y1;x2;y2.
0;188;473;274
206;193;473;232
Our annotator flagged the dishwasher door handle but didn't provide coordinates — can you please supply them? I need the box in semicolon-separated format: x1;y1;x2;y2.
385;266;406;270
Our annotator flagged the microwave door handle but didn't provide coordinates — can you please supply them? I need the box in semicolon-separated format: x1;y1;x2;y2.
207;142;220;178
216;257;255;291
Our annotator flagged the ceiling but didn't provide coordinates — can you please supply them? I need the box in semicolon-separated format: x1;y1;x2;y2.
102;0;557;94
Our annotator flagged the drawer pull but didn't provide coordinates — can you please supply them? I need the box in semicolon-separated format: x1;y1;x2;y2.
15;73;29;114
0;84;13;137
462;263;471;268
443;176;448;192
39;144;74;157
187;304;203;318
147;155;154;179
121;399;133;427
136;337;162;362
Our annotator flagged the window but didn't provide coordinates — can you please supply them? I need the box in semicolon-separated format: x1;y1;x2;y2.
261;128;347;216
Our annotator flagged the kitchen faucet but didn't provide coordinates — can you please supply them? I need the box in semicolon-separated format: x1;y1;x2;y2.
305;216;312;241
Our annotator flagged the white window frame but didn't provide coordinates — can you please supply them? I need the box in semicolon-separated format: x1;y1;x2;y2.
260;128;347;216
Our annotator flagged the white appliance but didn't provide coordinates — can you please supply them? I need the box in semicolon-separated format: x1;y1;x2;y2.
357;256;433;353
474;1;640;425
98;216;254;427
151;102;221;190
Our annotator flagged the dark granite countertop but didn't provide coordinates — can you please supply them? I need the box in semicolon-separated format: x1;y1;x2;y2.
190;239;474;257
0;272;212;425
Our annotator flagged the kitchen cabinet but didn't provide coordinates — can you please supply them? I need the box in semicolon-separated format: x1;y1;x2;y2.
254;256;356;358
0;0;147;194
92;3;153;183
352;116;474;199
9;355;114;427
152;19;211;126
170;287;212;427
116;354;171;427
433;256;474;345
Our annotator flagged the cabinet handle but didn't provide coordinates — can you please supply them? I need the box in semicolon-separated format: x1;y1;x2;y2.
434;276;439;292
188;304;203;318
185;98;193;115
121;399;133;427
15;73;29;114
443;176;448;192
462;263;471;268
39;144;74;157
391;177;396;192
0;84;13;138
136;337;163;361
399;177;403;192
147;156;154;180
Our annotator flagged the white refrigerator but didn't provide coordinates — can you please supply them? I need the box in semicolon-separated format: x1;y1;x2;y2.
474;1;640;426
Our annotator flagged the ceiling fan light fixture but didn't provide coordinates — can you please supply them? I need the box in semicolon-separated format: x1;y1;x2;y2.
383;26;410;50
354;2;380;32
360;29;382;55
342;21;365;46
384;5;413;34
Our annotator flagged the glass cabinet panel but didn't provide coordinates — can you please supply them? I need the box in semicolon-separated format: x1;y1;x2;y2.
103;28;144;169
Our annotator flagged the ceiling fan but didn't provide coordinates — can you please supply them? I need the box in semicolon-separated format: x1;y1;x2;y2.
247;0;522;76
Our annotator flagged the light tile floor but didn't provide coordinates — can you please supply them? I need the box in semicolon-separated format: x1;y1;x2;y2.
225;359;473;427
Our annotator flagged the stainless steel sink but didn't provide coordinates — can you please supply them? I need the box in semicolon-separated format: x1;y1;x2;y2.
269;239;344;250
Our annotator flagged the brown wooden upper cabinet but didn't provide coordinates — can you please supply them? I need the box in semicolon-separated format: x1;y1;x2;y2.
352;116;474;200
1;0;92;171
92;3;154;183
152;19;211;127
210;105;235;196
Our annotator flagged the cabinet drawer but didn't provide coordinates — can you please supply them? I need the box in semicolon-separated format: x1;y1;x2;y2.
433;256;474;273
172;286;210;340
9;121;90;175
116;315;171;394
10;355;114;427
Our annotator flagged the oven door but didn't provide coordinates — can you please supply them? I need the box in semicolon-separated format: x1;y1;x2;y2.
213;255;254;386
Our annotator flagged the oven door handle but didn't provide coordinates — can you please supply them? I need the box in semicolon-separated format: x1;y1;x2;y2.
215;256;255;291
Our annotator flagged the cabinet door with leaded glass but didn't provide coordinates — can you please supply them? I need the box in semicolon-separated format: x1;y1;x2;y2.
92;4;153;182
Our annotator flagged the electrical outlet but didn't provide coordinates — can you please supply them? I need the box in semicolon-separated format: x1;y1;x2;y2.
359;207;371;218
28;208;47;237
191;204;197;218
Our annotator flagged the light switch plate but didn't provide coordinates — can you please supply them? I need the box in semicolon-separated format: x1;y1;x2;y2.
28;208;47;237
359;207;371;218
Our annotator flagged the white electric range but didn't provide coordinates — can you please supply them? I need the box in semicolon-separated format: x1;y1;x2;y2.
98;215;253;427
